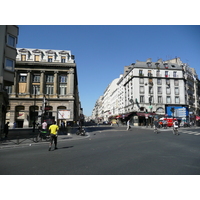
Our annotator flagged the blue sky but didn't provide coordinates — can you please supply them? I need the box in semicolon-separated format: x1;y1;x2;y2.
16;25;200;116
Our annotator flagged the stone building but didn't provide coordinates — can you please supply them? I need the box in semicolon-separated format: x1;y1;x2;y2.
6;48;81;128
0;25;19;134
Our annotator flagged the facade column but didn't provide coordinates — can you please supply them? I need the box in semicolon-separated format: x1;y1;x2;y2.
10;71;18;98
53;71;58;96
67;68;74;95
40;71;44;96
26;71;31;97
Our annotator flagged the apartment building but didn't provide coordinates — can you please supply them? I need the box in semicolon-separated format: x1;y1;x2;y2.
0;25;19;134
93;57;200;126
6;48;80;128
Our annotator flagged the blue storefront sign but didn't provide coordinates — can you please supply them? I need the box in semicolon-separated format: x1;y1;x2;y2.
166;106;189;118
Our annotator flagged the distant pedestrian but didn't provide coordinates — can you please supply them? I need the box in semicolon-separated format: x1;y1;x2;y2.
48;121;59;151
4;122;9;138
127;120;131;130
116;121;119;127
13;121;16;129
42;120;47;131
163;120;167;129
61;121;65;134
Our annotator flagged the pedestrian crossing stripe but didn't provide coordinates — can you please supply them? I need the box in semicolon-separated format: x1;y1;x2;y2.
181;131;194;134
194;133;200;135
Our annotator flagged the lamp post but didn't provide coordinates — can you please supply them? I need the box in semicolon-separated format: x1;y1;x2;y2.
149;96;153;127
33;86;36;132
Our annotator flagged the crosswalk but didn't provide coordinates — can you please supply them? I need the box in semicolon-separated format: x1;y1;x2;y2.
139;126;200;136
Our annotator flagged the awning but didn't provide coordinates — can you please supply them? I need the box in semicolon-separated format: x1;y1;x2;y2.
196;116;200;120
137;112;156;117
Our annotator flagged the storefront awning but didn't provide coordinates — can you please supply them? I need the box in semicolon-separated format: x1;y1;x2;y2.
137;112;156;117
196;116;200;121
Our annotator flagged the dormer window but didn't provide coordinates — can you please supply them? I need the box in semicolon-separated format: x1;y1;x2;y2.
155;62;160;69
21;54;26;61
164;63;168;69
147;62;152;67
61;56;66;63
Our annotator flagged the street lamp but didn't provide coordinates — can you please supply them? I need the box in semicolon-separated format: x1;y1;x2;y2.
33;86;36;132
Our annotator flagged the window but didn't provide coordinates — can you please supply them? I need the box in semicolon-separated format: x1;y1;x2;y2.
35;55;40;62
59;75;67;83
158;96;162;103
175;87;179;95
19;75;27;82
21;55;26;61
33;75;40;82
5;58;14;71
139;70;143;76
5;86;12;94
139;78;144;84
166;79;170;85
140;96;144;103
32;85;40;95
148;70;152;77
61;56;66;63
156;70;161;77
46;75;54;83
175;96;179;103
157;79;162;85
166;96;171;103
149;86;153;94
149;78;153;84
173;71;177;78
166;87;171;94
46;85;53;94
158;86;162;94
59;84;67;95
140;86;144;94
7;34;16;48
174;79;179;86
48;56;53;62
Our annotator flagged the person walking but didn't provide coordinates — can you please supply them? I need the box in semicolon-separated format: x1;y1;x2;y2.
153;119;159;133
48;121;59;151
42;120;47;131
4;122;9;138
127;120;131;131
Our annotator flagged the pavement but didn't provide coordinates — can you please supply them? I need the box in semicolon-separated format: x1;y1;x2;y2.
0;126;90;149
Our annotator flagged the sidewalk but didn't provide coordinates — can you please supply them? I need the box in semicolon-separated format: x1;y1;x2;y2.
0;126;89;149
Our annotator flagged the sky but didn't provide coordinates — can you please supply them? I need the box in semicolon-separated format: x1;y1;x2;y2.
16;25;200;116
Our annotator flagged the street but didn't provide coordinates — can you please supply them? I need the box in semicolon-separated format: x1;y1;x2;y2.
0;125;200;175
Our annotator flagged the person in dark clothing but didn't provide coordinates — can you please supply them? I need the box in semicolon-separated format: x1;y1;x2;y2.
4;122;10;138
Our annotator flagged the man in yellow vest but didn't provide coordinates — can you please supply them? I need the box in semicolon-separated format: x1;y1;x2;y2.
48;121;59;151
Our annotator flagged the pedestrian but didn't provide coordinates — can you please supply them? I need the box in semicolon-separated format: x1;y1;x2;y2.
61;120;65;134
48;121;59;151
127;120;131;130
42;120;47;131
116;121;119;127
153;119;159;133
163;120;167;129
13;121;16;129
4;122;9;138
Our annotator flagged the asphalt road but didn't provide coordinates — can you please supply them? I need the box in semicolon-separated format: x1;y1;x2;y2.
0;126;200;175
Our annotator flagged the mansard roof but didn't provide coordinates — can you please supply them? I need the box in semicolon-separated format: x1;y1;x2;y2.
18;48;29;53
45;50;56;54
59;50;69;55
32;49;43;53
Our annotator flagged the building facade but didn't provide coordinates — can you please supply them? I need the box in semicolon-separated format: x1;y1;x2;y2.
92;57;200;126
6;48;80;128
0;25;19;134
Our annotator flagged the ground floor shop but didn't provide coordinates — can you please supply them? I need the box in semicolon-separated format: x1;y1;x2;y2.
6;99;79;128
